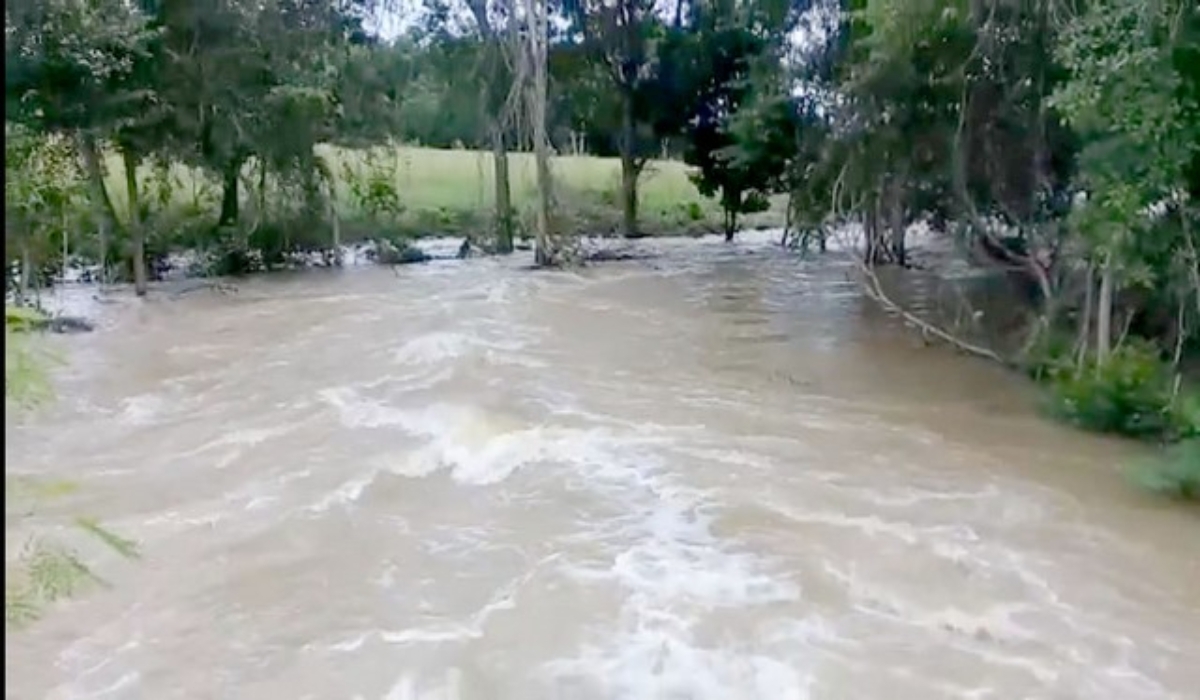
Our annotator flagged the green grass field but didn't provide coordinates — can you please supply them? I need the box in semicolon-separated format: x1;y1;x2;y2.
102;145;784;246
325;146;712;212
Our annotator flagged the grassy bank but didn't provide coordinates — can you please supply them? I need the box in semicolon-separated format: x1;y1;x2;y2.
101;146;785;251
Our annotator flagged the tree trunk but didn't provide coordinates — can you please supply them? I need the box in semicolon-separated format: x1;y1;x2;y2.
723;208;738;242
218;158;241;228
1077;262;1094;367
1097;254;1114;364
19;241;32;304
258;158;268;223
864;199;882;266
77;132;117;284
491;127;515;253
327;172;342;265
62;213;69;286
122;149;147;297
888;178;907;266
619;89;639;239
526;0;554;266
466;0;515;255
781;197;793;248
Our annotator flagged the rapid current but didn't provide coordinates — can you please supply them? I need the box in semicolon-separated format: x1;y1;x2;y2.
6;232;1199;699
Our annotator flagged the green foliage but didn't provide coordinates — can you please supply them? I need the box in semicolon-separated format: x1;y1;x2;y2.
5;306;58;411
1045;341;1193;440
1052;0;1199;274
5;518;140;631
5;313;139;630
343;148;405;222
5;127;90;293
1133;439;1200;499
5;0;159;136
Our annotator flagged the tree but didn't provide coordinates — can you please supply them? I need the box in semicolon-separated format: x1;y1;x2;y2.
463;0;520;253
6;0;160;293
1052;0;1199;363
657;0;794;241
562;0;666;238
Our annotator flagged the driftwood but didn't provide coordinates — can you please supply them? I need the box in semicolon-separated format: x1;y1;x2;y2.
167;280;239;297
829;227;1011;367
28;316;95;334
857;260;1009;365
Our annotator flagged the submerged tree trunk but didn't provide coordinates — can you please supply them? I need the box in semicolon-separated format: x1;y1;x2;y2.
864;198;884;266
782;190;795;247
78;132;118;284
62;213;69;286
326;170;342;265
525;0;555;266
121;149;147;296
19;241;33;304
492;127;515;253
466;1;516;255
723;206;737;242
619;89;639;238
888;178;907;267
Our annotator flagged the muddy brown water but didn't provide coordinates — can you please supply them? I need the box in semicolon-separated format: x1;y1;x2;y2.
6;232;1199;699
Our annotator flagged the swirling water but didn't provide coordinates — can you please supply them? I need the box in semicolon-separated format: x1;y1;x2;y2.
6;232;1199;699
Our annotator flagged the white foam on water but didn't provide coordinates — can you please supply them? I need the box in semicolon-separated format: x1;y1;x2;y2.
319;387;409;429
118;394;168;426
323;570;532;656
542;428;808;700
49;670;141;700
307;470;380;513
396;423;600;486
392;332;478;365
391;330;536;368
544;635;812;700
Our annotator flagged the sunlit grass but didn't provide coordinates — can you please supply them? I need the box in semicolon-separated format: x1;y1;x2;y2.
99;145;783;237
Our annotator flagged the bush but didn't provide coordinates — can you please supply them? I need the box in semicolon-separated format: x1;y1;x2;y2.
1045;341;1189;440
1132;439;1200;499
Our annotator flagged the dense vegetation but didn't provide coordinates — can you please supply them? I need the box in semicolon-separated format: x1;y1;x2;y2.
5;0;1198;494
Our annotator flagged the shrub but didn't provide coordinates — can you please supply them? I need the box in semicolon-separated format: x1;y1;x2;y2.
1045;340;1186;440
1132;439;1200;500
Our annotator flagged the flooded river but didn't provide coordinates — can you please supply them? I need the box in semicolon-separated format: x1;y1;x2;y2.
6;233;1199;699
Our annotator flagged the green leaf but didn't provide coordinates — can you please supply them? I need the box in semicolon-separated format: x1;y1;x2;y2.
75;517;141;560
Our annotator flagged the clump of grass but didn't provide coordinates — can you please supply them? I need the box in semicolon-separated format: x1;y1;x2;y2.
1043;341;1192;441
4;476;143;630
5;306;58;411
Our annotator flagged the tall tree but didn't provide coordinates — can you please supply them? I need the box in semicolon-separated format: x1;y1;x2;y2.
562;0;665;238
6;0;160;293
463;0;519;253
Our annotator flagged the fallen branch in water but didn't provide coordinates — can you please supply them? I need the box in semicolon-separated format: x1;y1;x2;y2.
829;228;1011;367
168;280;239;297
